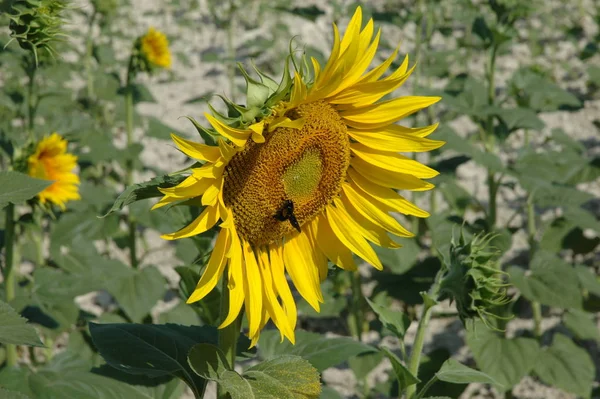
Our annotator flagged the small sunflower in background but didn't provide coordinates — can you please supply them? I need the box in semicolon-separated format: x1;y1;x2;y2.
156;6;443;345
138;27;171;70
28;133;80;210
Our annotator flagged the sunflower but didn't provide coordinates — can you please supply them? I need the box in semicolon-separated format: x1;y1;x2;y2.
28;133;80;210
156;7;443;345
140;27;171;69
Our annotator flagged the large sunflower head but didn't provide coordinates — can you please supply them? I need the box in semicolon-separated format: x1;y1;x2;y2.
28;133;80;210
155;7;443;345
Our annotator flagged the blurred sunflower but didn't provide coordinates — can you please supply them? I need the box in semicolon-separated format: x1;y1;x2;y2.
156;7;443;345
28;133;80;210
140;27;171;69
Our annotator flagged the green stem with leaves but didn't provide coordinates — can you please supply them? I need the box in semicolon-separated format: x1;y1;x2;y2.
125;58;138;269
217;273;240;399
526;193;542;339
485;43;499;230
4;203;18;367
85;10;98;100
349;271;365;342
26;60;37;139
406;271;443;399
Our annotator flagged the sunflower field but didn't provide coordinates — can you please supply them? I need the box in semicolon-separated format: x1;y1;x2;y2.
0;0;599;398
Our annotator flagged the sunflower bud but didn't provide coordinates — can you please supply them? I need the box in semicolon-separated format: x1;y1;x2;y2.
437;231;511;329
7;0;68;63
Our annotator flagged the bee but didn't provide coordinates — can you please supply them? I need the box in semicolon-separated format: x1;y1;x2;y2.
274;199;301;233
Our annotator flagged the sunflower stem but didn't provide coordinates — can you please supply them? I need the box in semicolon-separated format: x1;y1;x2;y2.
349;270;365;342
26;57;37;140
125;60;138;269
217;273;241;399
85;10;98;100
4;203;18;367
226;1;237;102
406;300;435;399
485;43;498;230
526;193;543;340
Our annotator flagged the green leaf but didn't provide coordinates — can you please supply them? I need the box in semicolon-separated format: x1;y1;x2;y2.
493;107;545;131
432;126;504;173
187;343;230;380
214;370;252;399
366;298;410;339
467;325;540;389
576;265;600;296
436;359;500;386
258;330;376;372
0;389;31;399
508;251;582;309
563;310;600;342
102;174;187;217
0;301;43;347
379;347;419;390
0;171;53;208
146;117;183;141
533;334;594;398
89;323;215;397
109;265;166;322
319;386;343;399
242;355;321;399
123;84;157;104
374;237;420;274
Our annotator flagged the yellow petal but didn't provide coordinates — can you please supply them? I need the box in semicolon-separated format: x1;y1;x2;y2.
338;195;403;248
326;200;383;270
339;6;363;54
347;124;443;152
151;195;180;210
269;244;297;338
160;205;220;240
351;158;435;191
341;96;441;129
283;232;323;311
219;229;245;328
348;168;429;217
159;177;214;199
170;133;221;162
311;215;357;271
312;24;341;92
187;229;230;303
242;240;263;339
205;114;251;147
303;219;329;281
290;72;308;105
201;178;222;206
256;249;295;343
358;47;401;84
351;143;439;178
342;182;413;237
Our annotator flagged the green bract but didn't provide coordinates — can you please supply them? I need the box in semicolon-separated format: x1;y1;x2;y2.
7;0;68;63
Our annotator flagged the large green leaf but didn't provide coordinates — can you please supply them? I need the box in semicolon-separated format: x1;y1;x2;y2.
467;326;540;389
108;265;167;322
435;359;499;386
0;301;43;346
563;310;600;342
102;174;188;217
0;171;53;208
533;334;594;398
0;389;30;399
508;251;582;309
258;330;376;371
380;347;419;391
366;298;410;339
89;323;215;397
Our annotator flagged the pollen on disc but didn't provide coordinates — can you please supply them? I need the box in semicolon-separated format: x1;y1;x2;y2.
222;101;350;246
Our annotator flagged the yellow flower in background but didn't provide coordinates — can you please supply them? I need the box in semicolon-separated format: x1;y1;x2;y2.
156;7;443;345
140;27;171;69
28;133;80;210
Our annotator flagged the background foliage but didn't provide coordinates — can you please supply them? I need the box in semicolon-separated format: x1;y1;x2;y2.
0;0;598;398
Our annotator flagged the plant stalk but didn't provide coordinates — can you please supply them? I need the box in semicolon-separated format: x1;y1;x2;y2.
406;300;435;399
26;61;37;140
527;193;542;339
349;270;365;342
485;43;499;230
4;203;18;367
125;63;138;269
217;273;241;399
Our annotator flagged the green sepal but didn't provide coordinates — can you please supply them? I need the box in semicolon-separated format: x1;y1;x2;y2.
181;116;218;145
250;60;279;94
266;56;293;107
238;63;271;110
